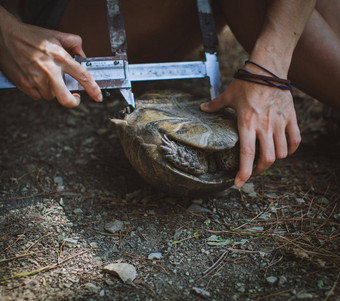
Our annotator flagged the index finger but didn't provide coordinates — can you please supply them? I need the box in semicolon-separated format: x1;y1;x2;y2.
235;127;256;189
64;58;103;102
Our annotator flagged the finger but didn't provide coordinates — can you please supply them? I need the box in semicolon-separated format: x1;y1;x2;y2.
253;133;275;175
54;31;86;57
273;126;288;159
234;127;256;188
286;118;301;155
49;73;80;108
63;59;103;102
200;93;228;113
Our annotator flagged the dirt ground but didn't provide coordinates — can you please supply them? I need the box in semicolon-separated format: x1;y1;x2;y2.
0;28;340;301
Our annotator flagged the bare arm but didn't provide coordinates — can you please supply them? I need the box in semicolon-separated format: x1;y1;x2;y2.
0;6;102;107
201;0;316;188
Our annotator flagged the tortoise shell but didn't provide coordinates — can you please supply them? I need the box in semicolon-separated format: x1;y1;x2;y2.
111;91;239;195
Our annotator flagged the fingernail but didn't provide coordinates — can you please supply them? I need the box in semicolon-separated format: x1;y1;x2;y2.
200;103;208;110
98;93;103;102
234;178;244;189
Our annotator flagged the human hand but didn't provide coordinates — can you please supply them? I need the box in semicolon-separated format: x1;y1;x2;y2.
0;8;102;108
200;78;301;189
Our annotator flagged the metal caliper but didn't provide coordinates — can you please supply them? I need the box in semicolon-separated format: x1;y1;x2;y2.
0;0;221;111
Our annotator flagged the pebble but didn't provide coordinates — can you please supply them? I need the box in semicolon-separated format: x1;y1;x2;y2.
105;279;115;286
333;213;340;220
103;263;137;283
104;220;124;233
317;197;329;204
73;208;83;215
187;204;211;213
295;198;305;204
266;276;278;285
53;176;63;186
84;282;100;294
278;276;287;286
296;293;314;299
63;238;78;247
241;182;255;194
192;199;204;205
148;253;162;260
192;287;211;299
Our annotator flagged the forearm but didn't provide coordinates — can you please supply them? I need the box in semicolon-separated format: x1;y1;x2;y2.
250;0;316;77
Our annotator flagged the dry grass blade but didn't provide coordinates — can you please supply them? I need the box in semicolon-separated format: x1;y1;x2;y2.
0;250;88;282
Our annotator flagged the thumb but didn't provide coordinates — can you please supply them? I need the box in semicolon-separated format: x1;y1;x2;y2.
200;93;228;113
55;31;86;57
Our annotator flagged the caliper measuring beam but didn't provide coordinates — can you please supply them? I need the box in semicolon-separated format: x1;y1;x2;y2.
0;0;221;110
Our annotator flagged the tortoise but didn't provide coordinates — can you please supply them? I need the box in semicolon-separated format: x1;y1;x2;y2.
111;90;239;195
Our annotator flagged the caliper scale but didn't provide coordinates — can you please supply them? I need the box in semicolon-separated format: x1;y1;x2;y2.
0;0;222;111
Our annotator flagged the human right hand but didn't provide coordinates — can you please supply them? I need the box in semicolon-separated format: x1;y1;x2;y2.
0;7;102;108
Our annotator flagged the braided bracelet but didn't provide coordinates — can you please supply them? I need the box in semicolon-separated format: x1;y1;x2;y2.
234;60;292;91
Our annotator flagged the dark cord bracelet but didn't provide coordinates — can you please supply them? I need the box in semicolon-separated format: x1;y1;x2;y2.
234;60;292;91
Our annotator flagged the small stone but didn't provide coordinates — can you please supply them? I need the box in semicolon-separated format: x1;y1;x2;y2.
295;198;305;204
266;276;278;285
84;282;100;294
104;220;124;233
278;276;287;286
187;204;211;213
105;279;115;286
245;226;264;232
296;293;314;299
317;197;329;204
53;176;63;186
192;199;203;205
192;287;211;299
241;182;255;194
73;208;83;215
99;290;105;297
103;263;137;283
333;213;340;220
148;253;162;260
63;238;78;247
90;242;98;248
248;192;257;198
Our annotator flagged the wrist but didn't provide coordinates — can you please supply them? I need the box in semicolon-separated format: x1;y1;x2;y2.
0;6;21;48
248;37;294;78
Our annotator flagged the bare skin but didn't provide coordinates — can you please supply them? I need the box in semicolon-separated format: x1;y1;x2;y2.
0;0;339;188
0;6;102;108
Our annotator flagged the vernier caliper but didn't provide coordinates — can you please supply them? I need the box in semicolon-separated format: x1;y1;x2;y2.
0;0;221;111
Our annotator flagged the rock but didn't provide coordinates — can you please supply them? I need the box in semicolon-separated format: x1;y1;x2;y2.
105;279;115;286
278;276;287;286
103;263;137;283
148;253;162;260
192;287;211;299
187;204;211;213
295;198;305;204
84;282;100;294
241;182;255;194
192;199;204;205
333;213;340;220
296;293;314;299
63;238;78;247
266;276;278;285
73;208;83;215
104;220;124;233
317;197;329;204
53;176;63;186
